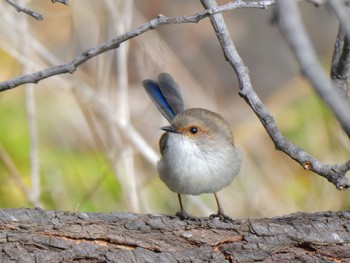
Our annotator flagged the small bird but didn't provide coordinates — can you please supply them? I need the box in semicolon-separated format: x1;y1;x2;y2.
143;73;242;220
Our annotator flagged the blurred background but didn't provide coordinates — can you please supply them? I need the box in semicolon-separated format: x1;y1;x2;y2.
0;0;349;218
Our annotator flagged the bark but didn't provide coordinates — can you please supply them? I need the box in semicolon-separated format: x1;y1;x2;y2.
0;208;349;262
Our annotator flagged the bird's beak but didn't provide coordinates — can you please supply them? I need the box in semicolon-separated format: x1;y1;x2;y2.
161;125;180;134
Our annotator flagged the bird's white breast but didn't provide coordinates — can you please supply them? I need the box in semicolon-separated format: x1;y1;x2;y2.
157;133;242;195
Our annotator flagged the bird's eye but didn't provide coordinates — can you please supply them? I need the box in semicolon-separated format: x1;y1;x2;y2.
189;126;198;134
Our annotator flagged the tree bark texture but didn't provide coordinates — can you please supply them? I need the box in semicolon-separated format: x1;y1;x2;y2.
0;208;349;262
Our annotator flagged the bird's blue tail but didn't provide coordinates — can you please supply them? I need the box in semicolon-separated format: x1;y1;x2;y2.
142;73;185;122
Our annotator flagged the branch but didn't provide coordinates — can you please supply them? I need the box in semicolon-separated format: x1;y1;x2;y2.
332;29;348;78
0;0;274;93
328;0;350;45
200;0;350;189
4;0;70;20
276;0;350;137
331;27;350;100
0;208;349;262
329;1;350;100
4;0;43;20
51;0;69;5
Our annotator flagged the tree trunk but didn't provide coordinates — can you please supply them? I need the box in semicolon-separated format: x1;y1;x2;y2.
0;208;349;262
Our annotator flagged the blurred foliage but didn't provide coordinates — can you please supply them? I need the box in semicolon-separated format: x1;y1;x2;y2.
0;89;122;211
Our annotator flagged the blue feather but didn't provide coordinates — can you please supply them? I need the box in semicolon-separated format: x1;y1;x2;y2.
143;79;176;122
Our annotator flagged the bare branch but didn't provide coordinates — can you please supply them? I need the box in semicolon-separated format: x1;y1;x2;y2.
329;0;350;100
5;0;70;20
4;0;43;20
51;0;69;5
305;0;326;5
0;0;275;93
328;0;350;44
332;29;347;78
276;0;350;137
331;27;350;100
200;0;350;189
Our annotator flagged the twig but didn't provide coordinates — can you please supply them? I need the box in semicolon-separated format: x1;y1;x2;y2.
5;0;43;20
51;0;69;5
200;0;350;189
0;0;275;93
276;0;350;137
328;0;350;100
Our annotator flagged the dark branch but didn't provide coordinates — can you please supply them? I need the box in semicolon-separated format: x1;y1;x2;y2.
51;0;69;5
200;0;350;189
331;27;350;100
5;0;43;20
332;28;347;78
329;1;350;101
328;0;350;45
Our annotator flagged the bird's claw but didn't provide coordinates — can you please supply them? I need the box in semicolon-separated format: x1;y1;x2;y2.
210;211;233;222
176;211;202;222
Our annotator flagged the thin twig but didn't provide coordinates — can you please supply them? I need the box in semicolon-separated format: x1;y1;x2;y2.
200;0;350;189
0;0;275;93
5;0;43;20
51;0;69;5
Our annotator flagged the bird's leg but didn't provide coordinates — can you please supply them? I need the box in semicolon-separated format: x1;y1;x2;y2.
175;194;190;219
175;194;200;221
210;192;233;222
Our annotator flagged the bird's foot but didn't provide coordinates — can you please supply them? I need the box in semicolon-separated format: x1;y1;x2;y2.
210;210;233;223
176;211;202;222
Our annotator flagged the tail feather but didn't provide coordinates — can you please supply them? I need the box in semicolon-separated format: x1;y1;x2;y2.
142;73;184;122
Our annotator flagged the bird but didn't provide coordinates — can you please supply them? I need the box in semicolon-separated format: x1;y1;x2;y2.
142;73;242;220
